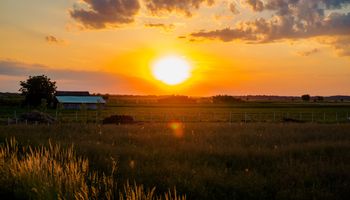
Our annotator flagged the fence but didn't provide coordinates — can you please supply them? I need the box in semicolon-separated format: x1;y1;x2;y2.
2;110;350;125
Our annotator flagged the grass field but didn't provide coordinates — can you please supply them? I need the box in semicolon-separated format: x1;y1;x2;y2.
1;102;350;124
1;122;349;199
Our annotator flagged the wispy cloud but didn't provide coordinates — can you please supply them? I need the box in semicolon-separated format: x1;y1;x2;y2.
0;60;158;94
297;48;320;57
45;35;66;45
144;23;175;31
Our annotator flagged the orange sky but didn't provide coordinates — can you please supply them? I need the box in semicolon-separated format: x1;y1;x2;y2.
1;0;350;96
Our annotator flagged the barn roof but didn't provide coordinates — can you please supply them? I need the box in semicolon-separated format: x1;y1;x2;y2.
56;91;90;96
56;96;106;104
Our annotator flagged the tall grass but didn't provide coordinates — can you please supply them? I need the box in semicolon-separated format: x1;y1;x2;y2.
0;138;185;200
0;123;349;199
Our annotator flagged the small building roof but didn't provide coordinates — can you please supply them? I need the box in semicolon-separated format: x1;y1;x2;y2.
56;91;90;96
56;96;106;104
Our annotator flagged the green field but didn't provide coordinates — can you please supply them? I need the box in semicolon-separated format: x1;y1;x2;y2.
1;122;349;199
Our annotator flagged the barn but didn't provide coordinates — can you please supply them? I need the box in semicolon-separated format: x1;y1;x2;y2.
55;91;106;110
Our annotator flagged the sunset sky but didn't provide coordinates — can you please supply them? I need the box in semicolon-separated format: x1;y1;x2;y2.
1;0;350;96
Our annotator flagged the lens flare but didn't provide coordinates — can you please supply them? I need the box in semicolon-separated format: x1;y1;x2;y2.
168;121;184;138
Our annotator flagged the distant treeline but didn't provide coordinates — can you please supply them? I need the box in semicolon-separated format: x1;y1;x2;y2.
158;95;196;104
0;93;24;106
212;95;243;103
2;92;350;106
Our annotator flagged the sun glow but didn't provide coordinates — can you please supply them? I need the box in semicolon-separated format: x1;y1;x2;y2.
152;56;191;85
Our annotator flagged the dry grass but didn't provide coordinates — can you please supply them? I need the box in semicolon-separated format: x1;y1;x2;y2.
0;138;185;200
0;123;350;199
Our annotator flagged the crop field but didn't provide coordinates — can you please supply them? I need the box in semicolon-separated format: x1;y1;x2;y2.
1;117;350;199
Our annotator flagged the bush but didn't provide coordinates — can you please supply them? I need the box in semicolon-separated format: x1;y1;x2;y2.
102;115;134;125
20;110;56;124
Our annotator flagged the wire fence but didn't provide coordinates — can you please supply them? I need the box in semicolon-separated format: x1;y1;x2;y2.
2;109;350;125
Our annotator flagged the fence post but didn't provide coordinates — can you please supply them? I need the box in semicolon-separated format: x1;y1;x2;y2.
244;113;247;123
273;112;276;122
96;111;98;124
229;112;232;124
311;112;314;123
336;112;338;122
14;110;17;124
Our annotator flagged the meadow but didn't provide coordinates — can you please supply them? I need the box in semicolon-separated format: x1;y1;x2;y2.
1;122;349;199
2;101;350;124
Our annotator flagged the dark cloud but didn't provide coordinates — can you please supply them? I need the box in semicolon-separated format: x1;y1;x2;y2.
70;0;140;29
144;0;215;16
245;0;350;12
297;48;320;57
145;23;175;30
189;0;350;55
45;35;65;45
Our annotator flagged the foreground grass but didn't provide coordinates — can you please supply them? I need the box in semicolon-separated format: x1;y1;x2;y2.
0;123;350;199
0;138;185;200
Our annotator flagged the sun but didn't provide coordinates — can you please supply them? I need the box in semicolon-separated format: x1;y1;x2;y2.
152;56;191;85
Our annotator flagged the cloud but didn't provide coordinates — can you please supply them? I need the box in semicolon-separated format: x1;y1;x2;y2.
0;60;159;94
144;0;215;16
244;0;264;11
70;0;140;29
194;13;350;42
45;35;66;45
189;0;350;55
145;23;175;31
229;2;240;15
297;48;320;57
321;36;350;56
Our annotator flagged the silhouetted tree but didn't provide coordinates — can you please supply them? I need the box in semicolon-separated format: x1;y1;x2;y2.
301;94;311;102
19;75;57;107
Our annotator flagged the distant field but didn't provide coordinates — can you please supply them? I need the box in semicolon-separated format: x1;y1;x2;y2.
0;123;349;199
1;102;350;124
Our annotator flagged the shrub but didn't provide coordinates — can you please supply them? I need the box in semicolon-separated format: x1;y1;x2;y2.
102;115;134;125
20;110;56;124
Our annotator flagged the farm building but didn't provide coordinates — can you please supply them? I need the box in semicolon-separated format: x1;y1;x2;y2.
56;91;90;96
55;91;106;110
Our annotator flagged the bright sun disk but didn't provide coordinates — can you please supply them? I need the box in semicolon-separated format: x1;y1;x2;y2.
152;56;191;85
